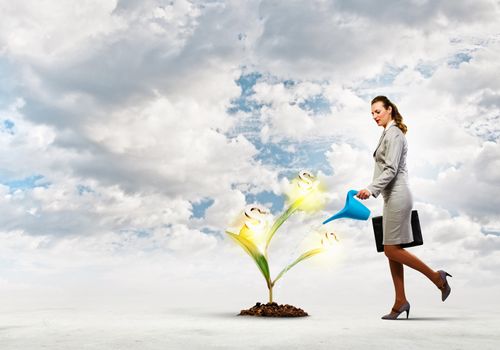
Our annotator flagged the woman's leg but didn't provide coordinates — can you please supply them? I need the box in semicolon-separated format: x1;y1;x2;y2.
384;245;443;288
388;258;407;308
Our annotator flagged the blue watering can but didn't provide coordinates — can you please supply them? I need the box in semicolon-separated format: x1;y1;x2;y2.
322;189;371;224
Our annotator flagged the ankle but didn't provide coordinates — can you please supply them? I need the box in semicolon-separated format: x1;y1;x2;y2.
394;298;408;307
433;271;447;289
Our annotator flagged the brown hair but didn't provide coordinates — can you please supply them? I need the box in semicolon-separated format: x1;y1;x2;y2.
371;96;408;134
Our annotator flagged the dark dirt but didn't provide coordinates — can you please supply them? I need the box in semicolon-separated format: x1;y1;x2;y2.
239;302;309;317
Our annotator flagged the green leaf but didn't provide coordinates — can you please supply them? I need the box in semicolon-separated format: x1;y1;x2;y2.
226;231;271;284
272;247;325;285
264;195;307;253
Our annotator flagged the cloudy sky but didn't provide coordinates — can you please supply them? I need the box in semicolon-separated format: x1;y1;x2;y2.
1;0;499;311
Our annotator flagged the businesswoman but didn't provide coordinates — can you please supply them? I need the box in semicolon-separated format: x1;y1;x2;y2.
356;96;452;320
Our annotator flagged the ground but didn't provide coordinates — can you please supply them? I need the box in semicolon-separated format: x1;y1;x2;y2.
0;303;498;349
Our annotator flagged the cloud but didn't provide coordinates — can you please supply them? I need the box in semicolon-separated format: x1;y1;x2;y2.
333;0;498;27
0;0;499;309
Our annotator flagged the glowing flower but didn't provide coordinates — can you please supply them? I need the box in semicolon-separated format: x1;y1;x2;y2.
285;170;327;213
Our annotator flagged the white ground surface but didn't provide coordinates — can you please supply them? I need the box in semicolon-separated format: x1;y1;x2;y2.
1;302;498;350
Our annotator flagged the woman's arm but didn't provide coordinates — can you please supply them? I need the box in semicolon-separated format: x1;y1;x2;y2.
366;131;404;198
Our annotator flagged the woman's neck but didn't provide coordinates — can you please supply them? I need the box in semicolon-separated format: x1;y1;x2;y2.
384;119;395;130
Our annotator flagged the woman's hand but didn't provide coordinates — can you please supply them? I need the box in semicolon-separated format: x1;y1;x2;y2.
356;189;371;200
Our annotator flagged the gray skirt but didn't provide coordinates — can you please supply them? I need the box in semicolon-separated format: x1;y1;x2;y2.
382;183;414;245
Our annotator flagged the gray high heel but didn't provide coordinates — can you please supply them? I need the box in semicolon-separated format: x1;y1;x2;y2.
438;270;452;302
381;301;410;320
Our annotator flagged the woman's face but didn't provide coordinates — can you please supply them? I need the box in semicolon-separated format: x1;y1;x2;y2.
371;101;392;128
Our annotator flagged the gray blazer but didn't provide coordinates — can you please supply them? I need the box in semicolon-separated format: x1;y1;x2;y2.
367;123;409;198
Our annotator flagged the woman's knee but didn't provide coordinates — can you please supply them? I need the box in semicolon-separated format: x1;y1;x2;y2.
384;245;399;259
384;248;393;259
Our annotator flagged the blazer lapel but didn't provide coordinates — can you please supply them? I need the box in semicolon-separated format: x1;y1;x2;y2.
373;123;397;157
373;130;386;157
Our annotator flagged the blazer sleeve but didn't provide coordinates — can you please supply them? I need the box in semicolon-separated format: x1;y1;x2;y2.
366;132;404;198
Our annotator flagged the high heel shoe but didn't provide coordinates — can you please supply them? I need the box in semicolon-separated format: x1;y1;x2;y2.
381;301;410;320
437;270;452;302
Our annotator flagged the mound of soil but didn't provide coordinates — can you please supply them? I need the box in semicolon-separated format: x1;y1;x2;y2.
239;302;308;317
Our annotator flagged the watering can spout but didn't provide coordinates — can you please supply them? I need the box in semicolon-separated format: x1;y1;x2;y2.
322;189;371;224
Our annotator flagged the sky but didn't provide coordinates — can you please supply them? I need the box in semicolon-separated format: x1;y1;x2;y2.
0;0;499;311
